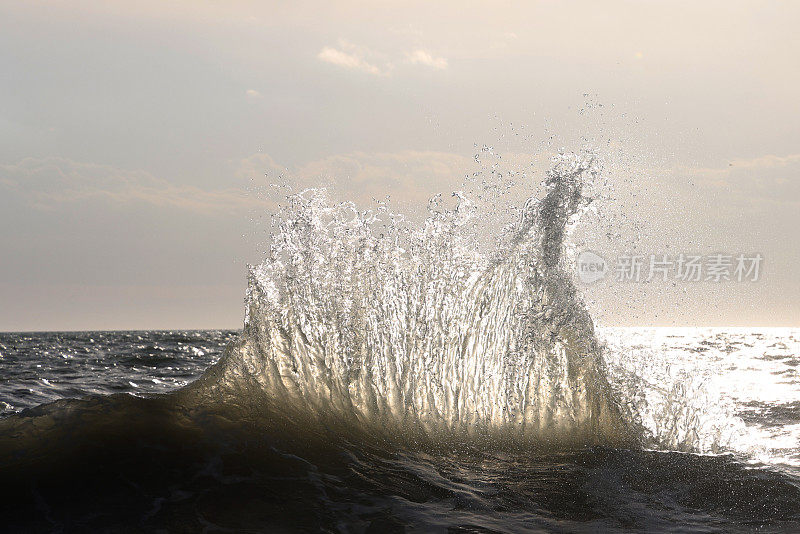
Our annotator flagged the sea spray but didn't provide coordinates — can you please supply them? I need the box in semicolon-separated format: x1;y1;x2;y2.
184;150;634;447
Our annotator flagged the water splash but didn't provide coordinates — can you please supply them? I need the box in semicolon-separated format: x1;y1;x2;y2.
188;150;632;447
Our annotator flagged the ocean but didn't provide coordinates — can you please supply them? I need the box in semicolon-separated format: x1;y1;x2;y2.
2;152;798;532
1;328;799;532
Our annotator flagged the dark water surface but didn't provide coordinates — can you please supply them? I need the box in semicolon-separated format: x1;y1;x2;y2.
0;330;234;415
2;330;800;533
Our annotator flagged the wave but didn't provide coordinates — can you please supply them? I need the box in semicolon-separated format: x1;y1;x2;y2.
171;150;633;448
1;150;754;456
4;150;800;531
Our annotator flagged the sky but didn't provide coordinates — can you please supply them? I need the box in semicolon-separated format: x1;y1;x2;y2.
1;0;799;330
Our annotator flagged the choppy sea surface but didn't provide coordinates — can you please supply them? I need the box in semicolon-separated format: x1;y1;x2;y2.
1;328;799;532
0;330;236;416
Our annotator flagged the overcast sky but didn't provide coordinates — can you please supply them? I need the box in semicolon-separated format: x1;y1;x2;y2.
1;1;799;330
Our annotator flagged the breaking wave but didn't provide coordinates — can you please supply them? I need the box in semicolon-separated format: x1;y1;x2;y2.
4;149;800;532
1;149;756;457
176;150;632;448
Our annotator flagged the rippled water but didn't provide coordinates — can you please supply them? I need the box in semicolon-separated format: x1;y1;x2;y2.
0;330;235;415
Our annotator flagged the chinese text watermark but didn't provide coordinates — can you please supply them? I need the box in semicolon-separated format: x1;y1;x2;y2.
576;251;762;284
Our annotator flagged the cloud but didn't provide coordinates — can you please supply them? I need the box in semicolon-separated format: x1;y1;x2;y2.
1;152;478;220
235;149;546;217
2;149;534;223
728;153;800;171
294;150;468;198
0;157;271;214
683;153;800;204
318;40;449;76
234;150;478;212
317;44;387;76
405;49;448;69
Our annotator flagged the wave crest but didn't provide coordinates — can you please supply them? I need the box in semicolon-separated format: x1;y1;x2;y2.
185;151;634;447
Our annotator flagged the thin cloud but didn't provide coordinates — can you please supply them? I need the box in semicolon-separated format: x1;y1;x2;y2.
317;46;386;76
238;149;500;211
318;41;449;76
680;153;800;205
405;49;448;70
0;157;271;214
